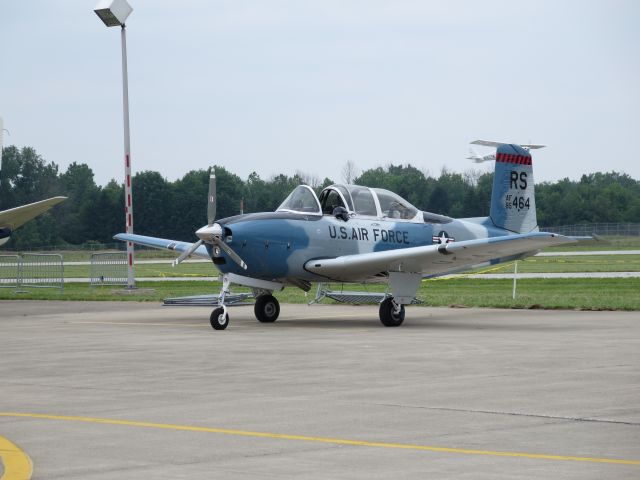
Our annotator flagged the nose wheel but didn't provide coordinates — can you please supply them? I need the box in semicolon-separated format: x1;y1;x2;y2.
210;274;231;331
209;275;280;330
210;307;229;330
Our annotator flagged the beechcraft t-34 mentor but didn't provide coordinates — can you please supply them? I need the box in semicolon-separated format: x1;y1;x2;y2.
0;197;67;247
116;140;581;330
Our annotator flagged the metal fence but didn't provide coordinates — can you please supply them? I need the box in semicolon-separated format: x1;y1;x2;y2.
19;253;64;290
5;242;157;253
0;255;21;289
1;253;64;290
90;252;127;286
540;223;640;237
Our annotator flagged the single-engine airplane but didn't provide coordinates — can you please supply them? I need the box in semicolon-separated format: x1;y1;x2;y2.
0;197;67;247
116;140;581;330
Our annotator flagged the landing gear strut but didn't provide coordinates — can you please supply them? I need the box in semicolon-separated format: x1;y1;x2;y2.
207;274;285;331
379;297;405;327
254;294;280;323
210;274;231;330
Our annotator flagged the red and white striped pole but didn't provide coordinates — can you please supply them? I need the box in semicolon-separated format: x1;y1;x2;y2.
121;24;135;289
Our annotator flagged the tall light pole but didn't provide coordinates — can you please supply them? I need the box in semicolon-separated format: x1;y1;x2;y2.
94;0;136;289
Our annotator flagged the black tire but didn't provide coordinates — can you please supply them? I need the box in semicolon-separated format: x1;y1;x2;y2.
379;297;405;327
210;307;229;330
254;295;280;323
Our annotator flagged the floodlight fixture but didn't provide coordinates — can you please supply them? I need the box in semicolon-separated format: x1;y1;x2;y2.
94;0;133;27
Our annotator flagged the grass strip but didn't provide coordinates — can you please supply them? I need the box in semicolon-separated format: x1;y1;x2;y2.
0;278;638;311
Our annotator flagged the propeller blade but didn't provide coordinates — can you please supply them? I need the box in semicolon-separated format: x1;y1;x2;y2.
207;174;216;226
198;175;246;270
172;240;203;267
212;237;248;270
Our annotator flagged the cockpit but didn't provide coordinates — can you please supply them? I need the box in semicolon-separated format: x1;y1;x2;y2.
277;184;422;222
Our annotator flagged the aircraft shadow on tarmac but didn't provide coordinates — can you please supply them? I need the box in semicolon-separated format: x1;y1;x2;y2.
233;315;583;332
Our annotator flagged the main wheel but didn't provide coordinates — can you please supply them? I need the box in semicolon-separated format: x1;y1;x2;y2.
210;307;229;330
254;295;280;323
379;297;405;327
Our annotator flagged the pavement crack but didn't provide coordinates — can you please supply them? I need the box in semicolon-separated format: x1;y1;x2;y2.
240;443;341;460
369;403;640;426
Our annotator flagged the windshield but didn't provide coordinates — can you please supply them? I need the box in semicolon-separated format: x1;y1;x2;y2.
319;189;347;215
276;185;321;214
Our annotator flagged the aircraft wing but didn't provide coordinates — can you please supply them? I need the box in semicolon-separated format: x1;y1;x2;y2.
113;233;211;259
0;196;67;230
305;232;575;281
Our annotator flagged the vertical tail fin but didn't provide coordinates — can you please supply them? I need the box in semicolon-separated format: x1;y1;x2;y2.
489;143;539;233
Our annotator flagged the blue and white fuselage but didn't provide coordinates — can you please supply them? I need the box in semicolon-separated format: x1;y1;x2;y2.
209;195;512;285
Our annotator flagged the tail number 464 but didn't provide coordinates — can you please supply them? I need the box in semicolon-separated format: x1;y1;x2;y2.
505;194;530;211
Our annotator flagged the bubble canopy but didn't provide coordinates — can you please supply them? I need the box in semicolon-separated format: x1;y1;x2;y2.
277;184;421;221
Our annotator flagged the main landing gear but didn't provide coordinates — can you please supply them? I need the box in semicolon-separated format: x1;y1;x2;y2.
379;297;405;327
254;294;280;323
209;274;280;330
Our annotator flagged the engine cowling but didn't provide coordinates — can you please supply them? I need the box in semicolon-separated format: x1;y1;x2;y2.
0;227;12;246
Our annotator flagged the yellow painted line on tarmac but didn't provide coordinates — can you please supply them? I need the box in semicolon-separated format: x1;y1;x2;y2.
1;412;638;467
0;435;32;480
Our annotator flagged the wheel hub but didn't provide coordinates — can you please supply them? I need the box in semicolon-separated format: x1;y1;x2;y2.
264;303;276;316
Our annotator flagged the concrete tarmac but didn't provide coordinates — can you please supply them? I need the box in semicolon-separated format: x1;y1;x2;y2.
1;301;639;479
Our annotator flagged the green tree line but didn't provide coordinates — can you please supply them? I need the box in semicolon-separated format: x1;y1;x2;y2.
1;145;639;249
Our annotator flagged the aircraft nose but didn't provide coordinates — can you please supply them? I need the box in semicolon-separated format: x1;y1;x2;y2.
196;223;223;242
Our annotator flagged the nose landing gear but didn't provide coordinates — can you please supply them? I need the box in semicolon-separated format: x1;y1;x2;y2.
208;274;281;330
210;306;229;330
210;274;232;330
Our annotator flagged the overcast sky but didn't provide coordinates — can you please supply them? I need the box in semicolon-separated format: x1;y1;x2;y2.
2;1;639;187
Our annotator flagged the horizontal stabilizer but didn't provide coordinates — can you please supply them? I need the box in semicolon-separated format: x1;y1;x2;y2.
471;140;545;150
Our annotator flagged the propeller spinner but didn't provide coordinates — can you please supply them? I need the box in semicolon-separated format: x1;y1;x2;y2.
172;173;248;269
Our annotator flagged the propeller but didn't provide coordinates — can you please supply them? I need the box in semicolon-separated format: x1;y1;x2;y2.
207;172;216;225
173;173;247;269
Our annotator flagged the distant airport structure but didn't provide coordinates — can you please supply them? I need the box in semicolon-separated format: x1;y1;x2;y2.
1;116;4;170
